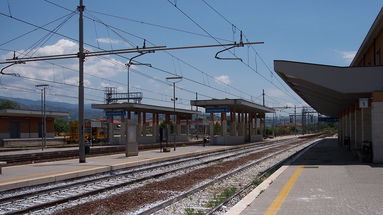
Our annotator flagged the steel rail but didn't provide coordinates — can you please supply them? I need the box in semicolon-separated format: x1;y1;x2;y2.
0;139;294;215
137;137;324;215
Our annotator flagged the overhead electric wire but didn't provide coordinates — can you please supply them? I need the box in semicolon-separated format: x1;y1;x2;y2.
169;0;303;105
0;7;230;104
86;9;234;43
200;0;303;104
36;1;255;101
0;12;76;48
85;11;253;100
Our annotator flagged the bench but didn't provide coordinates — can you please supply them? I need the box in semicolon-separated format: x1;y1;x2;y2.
0;161;7;174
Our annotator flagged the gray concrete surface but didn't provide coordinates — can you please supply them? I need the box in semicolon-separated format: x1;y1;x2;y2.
237;138;383;215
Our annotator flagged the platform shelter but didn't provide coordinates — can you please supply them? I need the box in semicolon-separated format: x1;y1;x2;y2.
190;99;274;145
274;8;383;163
92;103;199;146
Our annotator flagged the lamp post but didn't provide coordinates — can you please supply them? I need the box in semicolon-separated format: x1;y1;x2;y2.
166;76;182;151
35;84;49;151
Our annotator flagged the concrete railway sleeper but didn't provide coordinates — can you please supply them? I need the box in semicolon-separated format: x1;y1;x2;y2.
144;137;324;215
0;138;296;202
39;137;321;215
0;138;302;215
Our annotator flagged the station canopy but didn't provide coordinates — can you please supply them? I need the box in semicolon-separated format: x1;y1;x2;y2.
190;99;274;113
92;103;199;119
0;109;69;118
274;60;383;117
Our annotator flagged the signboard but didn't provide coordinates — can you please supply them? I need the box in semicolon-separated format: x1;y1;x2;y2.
91;121;102;127
205;107;229;113
318;117;338;122
359;98;369;108
105;110;125;117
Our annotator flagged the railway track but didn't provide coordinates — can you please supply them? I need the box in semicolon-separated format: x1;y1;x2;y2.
0;137;319;215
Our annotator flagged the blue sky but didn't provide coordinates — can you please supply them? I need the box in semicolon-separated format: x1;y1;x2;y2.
0;0;381;115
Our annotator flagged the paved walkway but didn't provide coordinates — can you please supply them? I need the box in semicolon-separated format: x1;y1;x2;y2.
0;134;300;192
227;138;383;215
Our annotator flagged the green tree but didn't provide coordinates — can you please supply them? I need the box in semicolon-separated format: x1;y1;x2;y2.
55;119;69;135
0;99;20;110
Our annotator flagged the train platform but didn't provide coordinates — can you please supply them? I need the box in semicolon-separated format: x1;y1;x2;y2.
227;138;383;215
0;135;297;192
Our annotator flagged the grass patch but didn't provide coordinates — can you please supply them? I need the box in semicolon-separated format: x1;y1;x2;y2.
206;187;237;208
185;208;204;215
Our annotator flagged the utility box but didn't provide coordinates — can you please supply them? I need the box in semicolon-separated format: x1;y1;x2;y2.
125;120;138;157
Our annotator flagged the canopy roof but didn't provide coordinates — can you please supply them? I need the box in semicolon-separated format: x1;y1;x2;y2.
190;99;274;113
92;103;199;118
274;60;383;117
0;109;69;118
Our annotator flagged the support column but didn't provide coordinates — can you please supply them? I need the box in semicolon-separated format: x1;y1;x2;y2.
152;113;158;140
355;107;362;150
245;113;249;140
254;113;258;135
127;111;131;120
237;112;242;136
142;112;146;136
209;113;214;140
176;114;181;136
230;111;236;136
137;112;141;137
221;112;227;136
186;119;190;136
372;92;383;163
107;116;114;144
120;114;126;146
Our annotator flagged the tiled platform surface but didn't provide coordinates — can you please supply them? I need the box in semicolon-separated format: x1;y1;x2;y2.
230;138;383;215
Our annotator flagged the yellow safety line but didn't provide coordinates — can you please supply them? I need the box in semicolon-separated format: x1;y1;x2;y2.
263;166;303;215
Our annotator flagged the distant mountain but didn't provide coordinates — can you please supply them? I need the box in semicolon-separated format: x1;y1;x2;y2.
0;96;103;120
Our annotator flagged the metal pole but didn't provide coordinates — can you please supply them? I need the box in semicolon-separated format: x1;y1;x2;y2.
294;105;297;135
78;0;86;163
262;89;265;106
43;87;47;149
173;82;176;151
127;66;130;103
195;92;198;111
40;88;43;151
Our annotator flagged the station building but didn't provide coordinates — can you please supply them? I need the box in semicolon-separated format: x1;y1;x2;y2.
0;109;69;147
274;8;383;163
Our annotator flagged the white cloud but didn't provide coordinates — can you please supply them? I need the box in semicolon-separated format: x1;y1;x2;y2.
34;39;77;56
214;75;231;85
64;76;91;87
96;38;119;44
340;51;356;62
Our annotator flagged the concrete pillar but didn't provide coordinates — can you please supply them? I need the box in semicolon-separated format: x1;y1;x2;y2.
120;114;126;146
142;112;146;136
355;107;361;150
231;112;237;136
186;119;190;136
165;114;171;141
152;113;157;139
254;113;258;135
350;107;356;150
209;113;214;139
260;113;265;137
372;92;383;163
176;114;181;136
107;116;114;144
245;113;248;139
221;112;227;136
238;112;242;136
137;112;141;137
